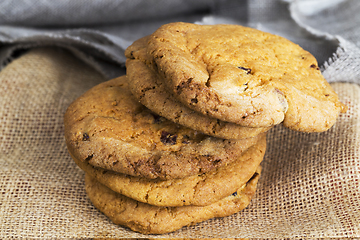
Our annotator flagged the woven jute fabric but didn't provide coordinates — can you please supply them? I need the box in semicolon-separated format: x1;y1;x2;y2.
0;47;359;238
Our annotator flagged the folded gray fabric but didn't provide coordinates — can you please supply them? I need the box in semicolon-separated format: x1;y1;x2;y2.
0;0;358;81
289;0;360;84
0;0;217;27
0;0;220;78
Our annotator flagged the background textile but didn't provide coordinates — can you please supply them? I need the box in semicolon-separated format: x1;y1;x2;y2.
0;0;359;238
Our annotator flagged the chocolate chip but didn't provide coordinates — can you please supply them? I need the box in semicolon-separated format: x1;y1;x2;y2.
85;154;93;161
238;66;252;74
82;133;90;141
310;64;320;70
176;78;193;92
191;98;198;104
160;131;177;145
212;159;221;165
243;82;248;91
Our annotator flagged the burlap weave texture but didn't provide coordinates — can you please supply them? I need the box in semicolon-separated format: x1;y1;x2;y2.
0;48;359;238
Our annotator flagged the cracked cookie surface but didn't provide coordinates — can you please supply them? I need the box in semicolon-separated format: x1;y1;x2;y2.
85;167;260;234
70;134;266;207
64;76;262;180
125;36;271;140
144;22;344;132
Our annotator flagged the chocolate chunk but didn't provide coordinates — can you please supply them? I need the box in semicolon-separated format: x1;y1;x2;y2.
310;64;320;70
243;82;248;91
82;133;90;141
238;66;252;74
85;154;93;161
191;98;198;104
160;131;177;145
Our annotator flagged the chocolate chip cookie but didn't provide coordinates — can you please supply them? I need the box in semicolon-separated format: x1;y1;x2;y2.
85;167;261;234
64;76;262;180
141;22;343;132
125;36;271;140
70;134;266;207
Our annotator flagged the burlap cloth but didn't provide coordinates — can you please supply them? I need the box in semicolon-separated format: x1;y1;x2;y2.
1;0;360;238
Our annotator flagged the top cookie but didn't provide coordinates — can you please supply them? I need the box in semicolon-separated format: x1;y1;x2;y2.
146;22;344;132
125;36;271;140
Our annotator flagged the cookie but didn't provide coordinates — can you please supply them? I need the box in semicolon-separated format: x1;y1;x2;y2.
70;134;266;207
64;76;263;180
141;22;343;132
85;167;261;234
125;36;271;140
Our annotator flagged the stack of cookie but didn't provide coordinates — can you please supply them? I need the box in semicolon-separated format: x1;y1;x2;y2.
64;22;344;234
64;75;266;234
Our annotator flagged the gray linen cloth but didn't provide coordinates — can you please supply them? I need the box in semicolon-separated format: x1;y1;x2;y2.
0;0;358;81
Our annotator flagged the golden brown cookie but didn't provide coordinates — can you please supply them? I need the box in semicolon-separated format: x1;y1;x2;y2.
71;134;266;207
85;167;261;234
64;76;263;180
125;36;271;140
141;22;343;132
